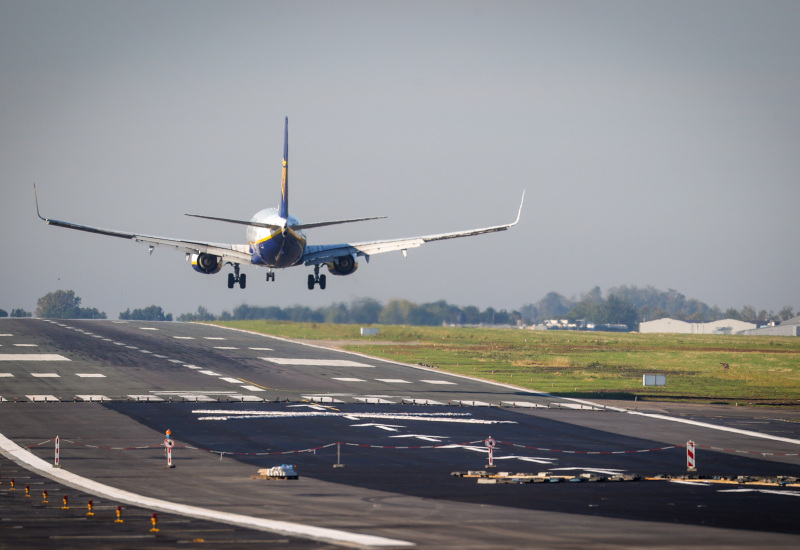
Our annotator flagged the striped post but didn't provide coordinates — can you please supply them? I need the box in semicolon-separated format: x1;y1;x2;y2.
687;440;696;471
54;436;60;468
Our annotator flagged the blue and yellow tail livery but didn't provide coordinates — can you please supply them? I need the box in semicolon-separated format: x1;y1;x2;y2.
279;116;289;219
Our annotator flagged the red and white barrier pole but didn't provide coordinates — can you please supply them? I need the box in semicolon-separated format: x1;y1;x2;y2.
687;440;696;471
485;437;496;469
54;436;60;468
164;435;175;468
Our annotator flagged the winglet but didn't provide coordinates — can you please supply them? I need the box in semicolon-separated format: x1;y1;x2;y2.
279;116;289;219
513;190;525;226
34;184;46;221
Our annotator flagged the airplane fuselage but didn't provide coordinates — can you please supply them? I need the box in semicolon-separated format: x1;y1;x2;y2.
246;209;307;268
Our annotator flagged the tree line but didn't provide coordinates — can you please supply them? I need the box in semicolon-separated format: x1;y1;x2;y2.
6;287;796;329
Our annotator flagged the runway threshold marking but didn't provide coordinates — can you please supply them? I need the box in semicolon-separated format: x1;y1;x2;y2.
0;433;413;548
261;358;374;368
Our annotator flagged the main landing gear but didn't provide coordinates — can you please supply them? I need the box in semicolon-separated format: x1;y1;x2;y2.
266;270;275;282
308;265;326;290
227;264;246;289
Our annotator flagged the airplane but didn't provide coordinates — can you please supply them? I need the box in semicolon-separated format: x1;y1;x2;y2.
35;117;524;290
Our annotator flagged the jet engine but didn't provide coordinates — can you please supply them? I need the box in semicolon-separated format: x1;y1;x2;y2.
190;253;222;275
326;254;358;276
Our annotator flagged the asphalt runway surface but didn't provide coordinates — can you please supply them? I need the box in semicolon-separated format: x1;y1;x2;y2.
1;318;799;548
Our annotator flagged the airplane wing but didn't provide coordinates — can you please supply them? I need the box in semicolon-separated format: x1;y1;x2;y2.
301;191;525;266
34;187;253;264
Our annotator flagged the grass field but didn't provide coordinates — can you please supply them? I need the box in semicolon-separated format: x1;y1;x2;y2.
211;321;800;407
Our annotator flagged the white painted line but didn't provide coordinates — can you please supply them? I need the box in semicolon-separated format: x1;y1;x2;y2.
627;411;800;446
174;336;195;339
199;370;221;376
126;395;164;401
184;365;202;370
302;395;345;403
0;433;411;547
249;347;273;351
376;379;411;384
0;334;13;337
153;354;167;358
0;354;70;361
75;395;111;402
333;377;365;382
402;398;446;405
0;373;14;377
204;337;226;340
25;395;60;402
168;359;183;364
31;373;60;378
354;397;396;404
501;401;548;409
125;346;138;350
220;377;242;383
223;394;264;402
213;346;238;350
13;343;38;347
420;380;456;385
139;327;158;330
113;342;126;346
139;349;152;354
262;358;374;367
240;385;265;392
76;373;106;378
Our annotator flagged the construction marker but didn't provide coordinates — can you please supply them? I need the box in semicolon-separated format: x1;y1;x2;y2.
62;495;69;510
150;513;159;532
87;500;94;516
115;505;123;523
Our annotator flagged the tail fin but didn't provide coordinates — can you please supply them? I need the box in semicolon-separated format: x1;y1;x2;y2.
279;116;289;219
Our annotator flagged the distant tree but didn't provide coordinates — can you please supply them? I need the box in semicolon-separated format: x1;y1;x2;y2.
35;290;106;319
119;305;171;321
740;305;757;323
379;299;414;325
177;305;216;322
779;306;795;321
724;308;740;320
604;294;639;329
0;309;7;317
10;308;32;318
349;298;382;324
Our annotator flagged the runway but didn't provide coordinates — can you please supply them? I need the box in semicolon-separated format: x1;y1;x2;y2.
1;318;799;548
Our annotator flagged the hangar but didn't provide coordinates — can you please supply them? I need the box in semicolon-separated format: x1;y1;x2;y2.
639;318;756;335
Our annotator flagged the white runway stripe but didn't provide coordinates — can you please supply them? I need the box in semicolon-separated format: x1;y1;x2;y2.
26;395;59;402
76;373;106;378
420;380;456;385
262;358;374;367
0;354;70;361
31;373;60;378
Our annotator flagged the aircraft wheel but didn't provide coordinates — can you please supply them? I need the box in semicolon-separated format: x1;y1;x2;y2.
228;273;235;289
307;274;315;290
239;273;246;289
319;274;326;290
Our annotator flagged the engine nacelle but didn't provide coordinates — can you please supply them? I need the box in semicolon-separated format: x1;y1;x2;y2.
190;253;222;275
326;254;358;276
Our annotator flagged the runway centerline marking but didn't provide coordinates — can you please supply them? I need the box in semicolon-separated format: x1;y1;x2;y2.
31;373;60;378
76;373;106;378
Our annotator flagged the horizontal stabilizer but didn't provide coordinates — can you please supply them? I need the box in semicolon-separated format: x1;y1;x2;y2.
186;213;386;231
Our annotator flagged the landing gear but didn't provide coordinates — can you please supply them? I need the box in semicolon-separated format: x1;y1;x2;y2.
266;270;275;282
307;265;326;290
227;264;246;289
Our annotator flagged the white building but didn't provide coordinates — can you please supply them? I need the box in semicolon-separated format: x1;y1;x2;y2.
739;316;800;336
639;318;757;335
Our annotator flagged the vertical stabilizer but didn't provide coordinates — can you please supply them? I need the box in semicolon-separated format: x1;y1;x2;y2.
279;117;289;219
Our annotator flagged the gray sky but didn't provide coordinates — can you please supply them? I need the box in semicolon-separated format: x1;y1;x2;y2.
2;1;799;319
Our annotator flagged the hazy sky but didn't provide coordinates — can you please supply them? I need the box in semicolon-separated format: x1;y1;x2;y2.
2;1;799;319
